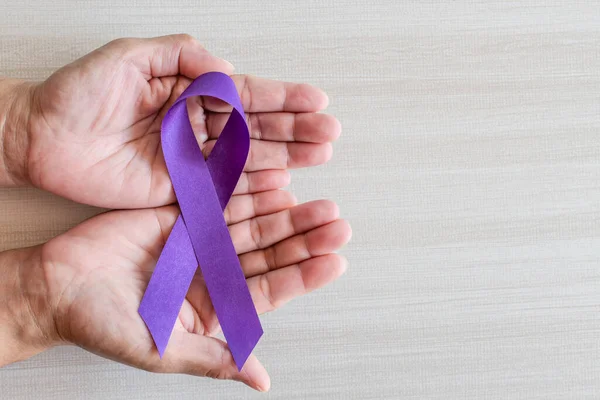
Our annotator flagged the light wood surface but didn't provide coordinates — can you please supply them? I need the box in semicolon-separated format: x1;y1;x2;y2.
1;1;599;399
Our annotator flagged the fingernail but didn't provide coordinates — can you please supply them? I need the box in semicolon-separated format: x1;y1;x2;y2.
251;374;271;392
289;191;298;205
340;256;349;274
220;58;235;71
256;383;268;392
319;89;330;109
282;170;292;187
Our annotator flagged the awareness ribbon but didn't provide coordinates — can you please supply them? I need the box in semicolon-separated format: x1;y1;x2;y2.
138;72;262;370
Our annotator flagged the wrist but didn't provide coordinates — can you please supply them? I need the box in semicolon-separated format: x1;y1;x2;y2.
0;246;62;366
0;79;35;186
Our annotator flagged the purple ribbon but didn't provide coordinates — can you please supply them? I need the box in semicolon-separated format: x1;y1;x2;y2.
139;72;262;370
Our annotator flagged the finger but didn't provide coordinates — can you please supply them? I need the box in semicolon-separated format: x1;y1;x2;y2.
142;75;210;146
142;75;186;118
225;190;297;225
203;140;333;171
162;331;270;392
152;168;292;206
148;166;291;207
207;112;341;143
185;254;349;337
233;170;291;195
248;254;348;314
230;200;339;254
239;219;352;277
203;75;329;113
114;34;234;79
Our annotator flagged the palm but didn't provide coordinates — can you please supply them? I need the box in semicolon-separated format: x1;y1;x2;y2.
27;36;338;208
41;196;351;390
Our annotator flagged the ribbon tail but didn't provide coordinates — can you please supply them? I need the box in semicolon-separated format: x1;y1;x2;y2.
139;217;196;357
140;212;262;369
139;214;262;369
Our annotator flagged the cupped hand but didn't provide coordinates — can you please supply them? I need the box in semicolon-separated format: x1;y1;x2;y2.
37;192;351;391
23;34;339;208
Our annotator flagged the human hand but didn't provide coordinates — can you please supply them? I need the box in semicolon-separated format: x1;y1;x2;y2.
17;194;351;390
5;34;339;207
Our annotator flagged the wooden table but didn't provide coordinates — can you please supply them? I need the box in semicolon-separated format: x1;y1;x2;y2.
1;1;599;398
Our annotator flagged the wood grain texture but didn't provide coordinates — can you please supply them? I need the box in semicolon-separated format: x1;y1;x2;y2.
1;1;599;399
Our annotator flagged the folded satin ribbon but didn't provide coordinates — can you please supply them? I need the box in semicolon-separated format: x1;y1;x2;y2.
138;72;262;371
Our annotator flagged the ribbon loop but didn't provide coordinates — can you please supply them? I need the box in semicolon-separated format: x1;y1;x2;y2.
139;72;263;370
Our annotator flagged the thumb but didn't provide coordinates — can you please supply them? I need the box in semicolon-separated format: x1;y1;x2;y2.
107;34;234;79
161;331;271;392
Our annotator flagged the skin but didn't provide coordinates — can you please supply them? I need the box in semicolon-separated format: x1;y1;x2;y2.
1;34;339;207
0;35;351;391
2;199;351;391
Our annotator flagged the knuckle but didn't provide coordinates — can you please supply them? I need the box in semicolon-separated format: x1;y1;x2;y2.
104;37;140;60
205;346;234;380
107;37;135;50
174;33;202;48
264;246;277;271
240;75;252;111
140;359;162;373
259;274;276;310
248;114;262;140
249;219;263;248
206;368;233;381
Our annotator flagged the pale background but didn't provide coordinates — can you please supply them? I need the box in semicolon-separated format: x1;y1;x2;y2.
1;1;599;399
